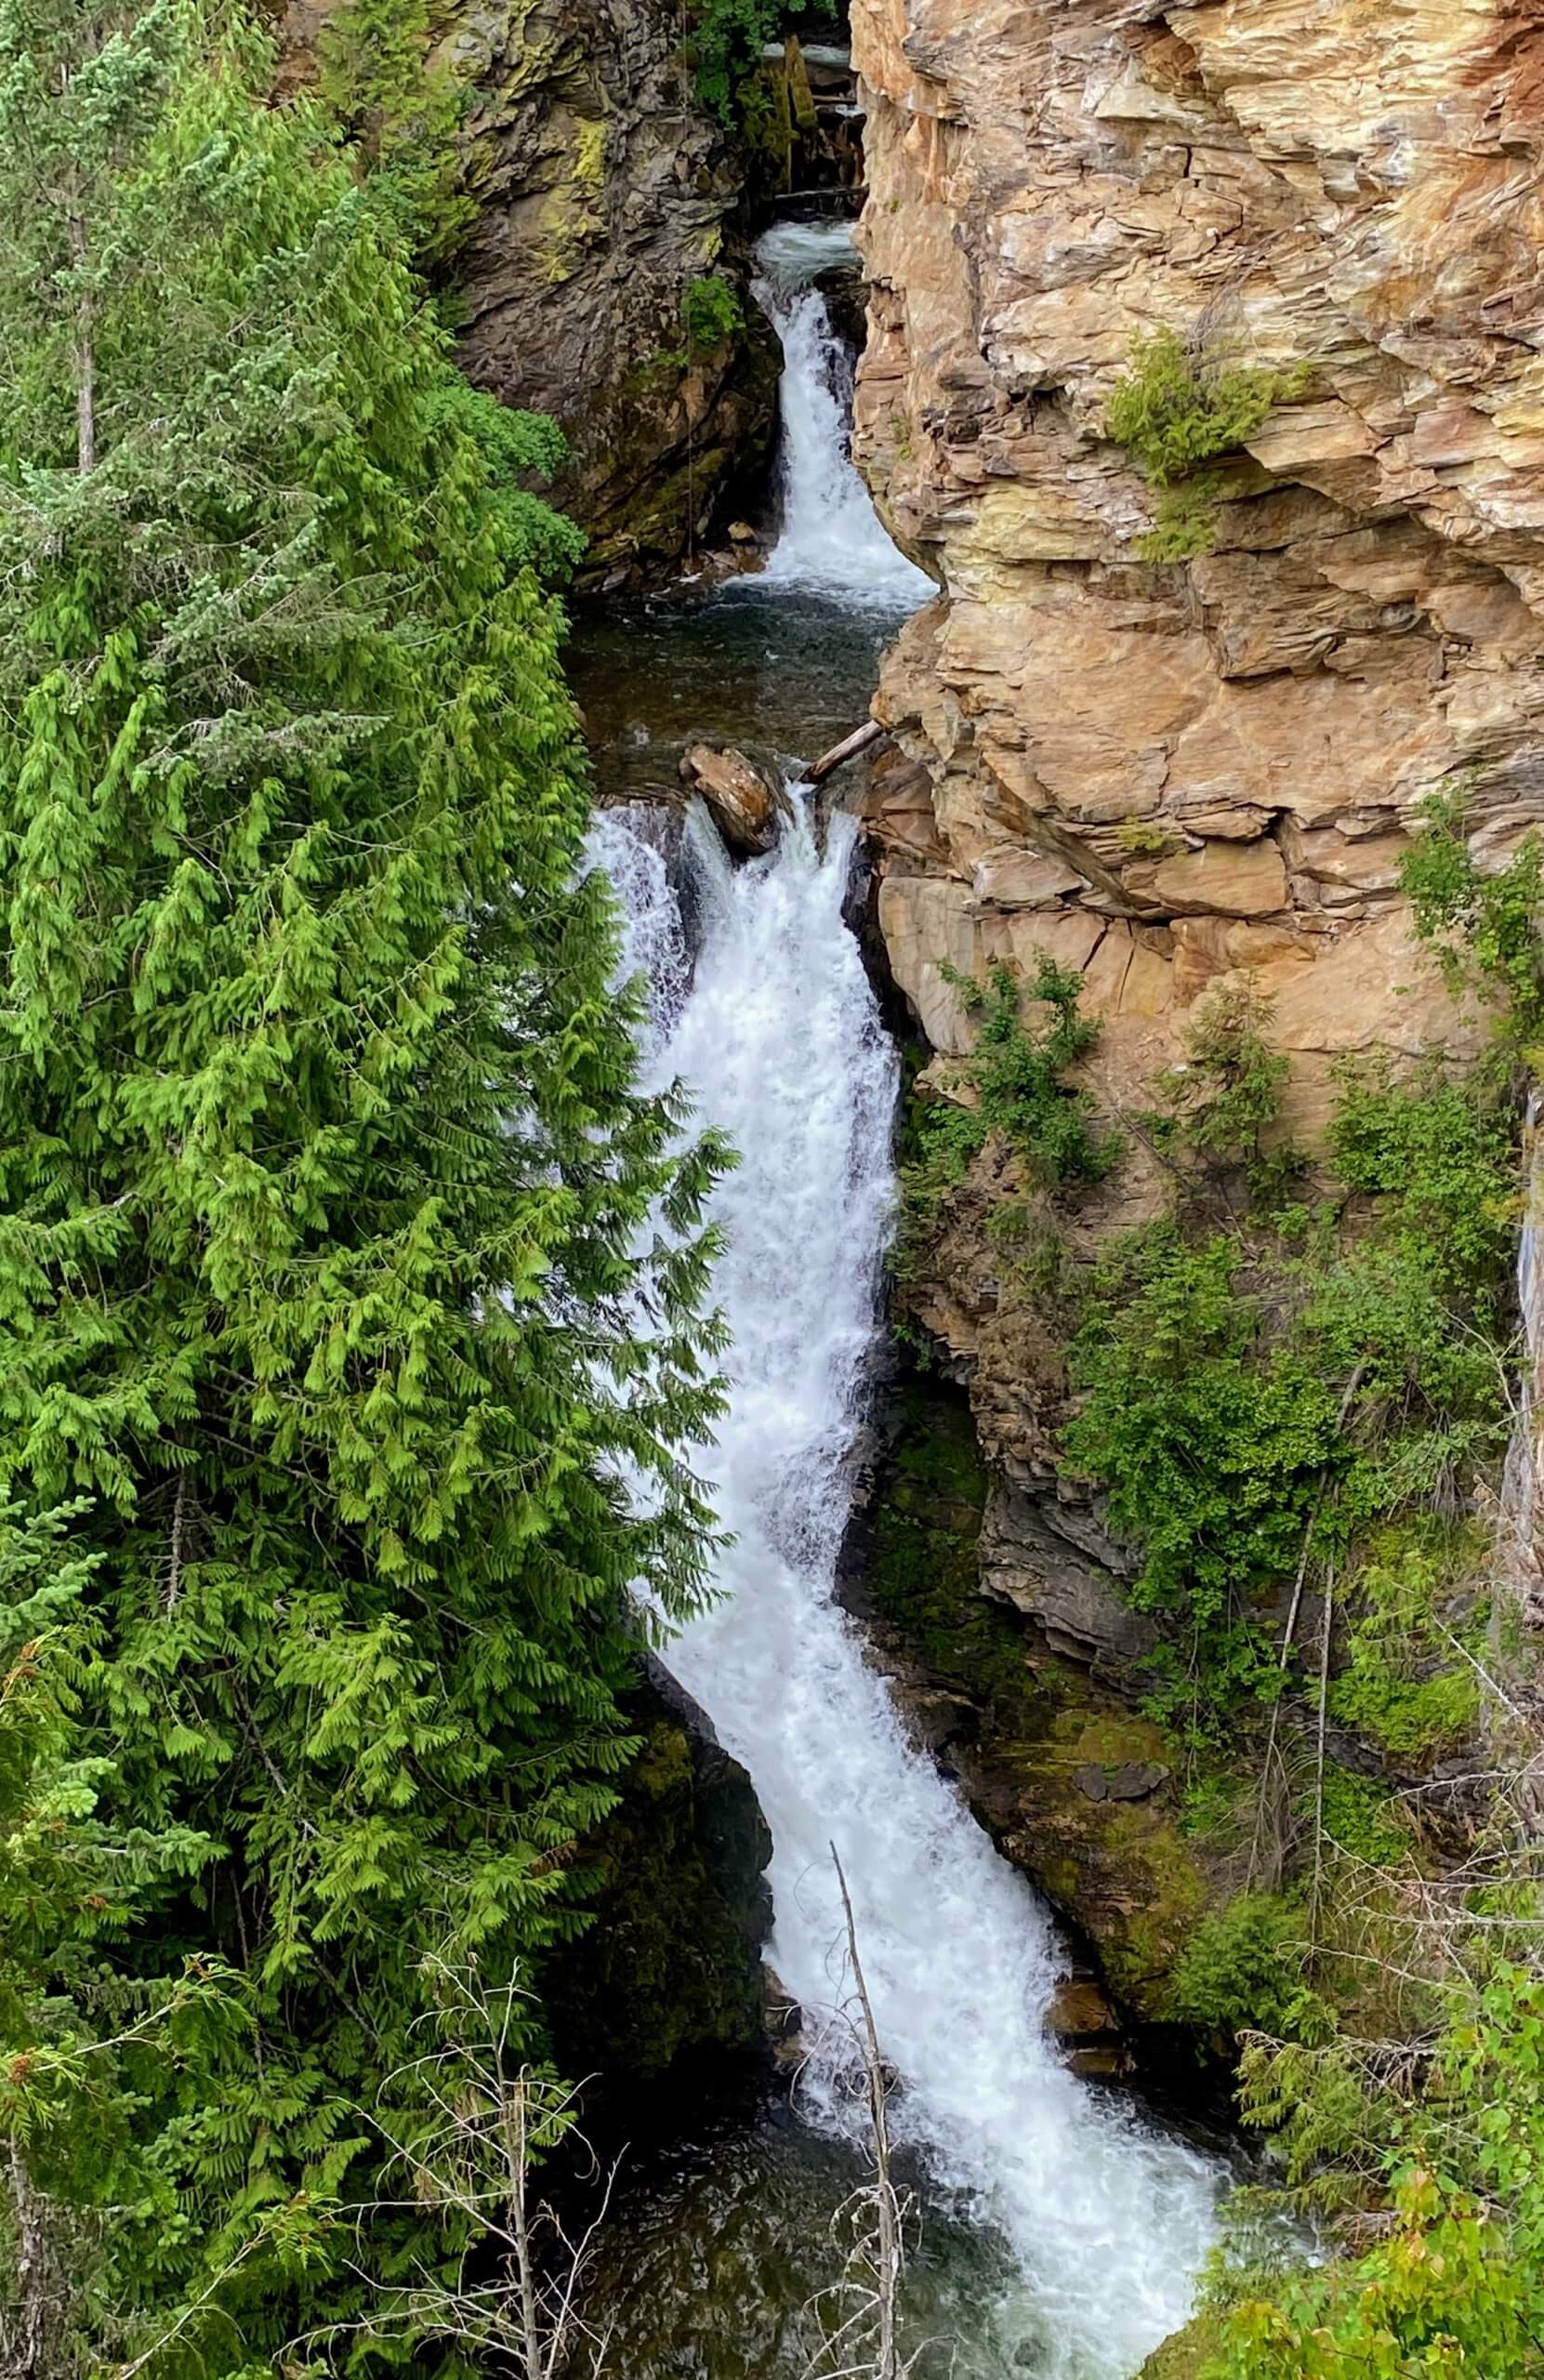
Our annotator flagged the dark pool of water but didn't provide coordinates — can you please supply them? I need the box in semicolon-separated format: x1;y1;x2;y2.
578;2107;1042;2380
568;580;915;802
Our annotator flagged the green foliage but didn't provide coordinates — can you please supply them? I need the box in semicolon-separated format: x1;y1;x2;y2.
1168;1894;1307;2039
1328;1052;1519;1294
1327;1539;1483;1764
1064;1058;1512;1735
1105;329;1311;561
1155;983;1298;1208
1398;782;1544;1042
1106;329;1310;486
424;374;587;579
1314;1766;1410;1867
1216;1978;1544;2380
318;0;474;265
687;0;838;124
897;958;1122;1267
1064;1226;1334;1739
0;1;724;2364
681;272;746;352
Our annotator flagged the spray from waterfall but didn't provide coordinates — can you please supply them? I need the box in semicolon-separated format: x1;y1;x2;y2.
749;223;934;606
589;796;1220;2378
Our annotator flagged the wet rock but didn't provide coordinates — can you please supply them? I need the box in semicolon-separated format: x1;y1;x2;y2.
1046;1975;1134;2081
982;1484;1157;1685
1075;1761;1169;1805
763;1966;806;2077
841;1378;1224;2033
680;742;782;853
543;1670;772;2095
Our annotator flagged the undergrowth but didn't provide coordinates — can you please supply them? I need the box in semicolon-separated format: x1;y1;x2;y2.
895;956;1121;1275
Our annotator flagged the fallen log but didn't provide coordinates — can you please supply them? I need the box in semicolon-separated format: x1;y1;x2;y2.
807;718;885;786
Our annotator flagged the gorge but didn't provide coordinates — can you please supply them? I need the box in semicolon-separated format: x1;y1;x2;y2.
4;5;1542;2376
572;220;1222;2378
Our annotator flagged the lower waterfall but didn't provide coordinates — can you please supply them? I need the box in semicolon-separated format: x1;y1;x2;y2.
590;799;1221;2377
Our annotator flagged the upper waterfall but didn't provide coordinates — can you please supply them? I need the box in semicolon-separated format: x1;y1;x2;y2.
748;222;934;607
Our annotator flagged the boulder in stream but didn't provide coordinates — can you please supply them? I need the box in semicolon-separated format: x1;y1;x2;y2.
680;741;782;854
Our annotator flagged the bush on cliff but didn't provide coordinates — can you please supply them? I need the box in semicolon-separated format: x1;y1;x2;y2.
1106;329;1311;561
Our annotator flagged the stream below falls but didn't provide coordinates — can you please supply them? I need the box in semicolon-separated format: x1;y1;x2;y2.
573;225;1223;2380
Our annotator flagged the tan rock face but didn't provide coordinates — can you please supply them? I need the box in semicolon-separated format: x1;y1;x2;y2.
849;0;1544;1128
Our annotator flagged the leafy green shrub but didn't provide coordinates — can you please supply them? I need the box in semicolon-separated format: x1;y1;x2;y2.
1155;982;1298;1206
1328;1540;1483;1764
1314;1766;1410;1867
1219;1978;1544;2380
897;957;1121;1265
681;272;745;352
425;377;587;578
687;0;838;123
1328;1053;1519;1297
1168;1893;1307;2038
1105;328;1310;560
319;0;474;265
1399;782;1544;1041
1065;1226;1341;1633
1107;329;1310;486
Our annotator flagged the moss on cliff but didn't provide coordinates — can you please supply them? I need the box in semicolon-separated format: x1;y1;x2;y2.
861;1382;1221;2027
544;1706;772;2091
1137;2311;1227;2380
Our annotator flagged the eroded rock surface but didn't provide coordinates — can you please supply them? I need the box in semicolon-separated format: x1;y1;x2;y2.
280;0;778;586
453;0;780;586
849;0;1544;1135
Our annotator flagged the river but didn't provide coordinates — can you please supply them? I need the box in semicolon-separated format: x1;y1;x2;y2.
574;224;1221;2380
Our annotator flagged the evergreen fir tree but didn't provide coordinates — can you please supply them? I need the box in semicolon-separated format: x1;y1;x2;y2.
0;1;726;2360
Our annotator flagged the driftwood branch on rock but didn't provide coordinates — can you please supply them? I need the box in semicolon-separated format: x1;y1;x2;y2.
808;718;886;786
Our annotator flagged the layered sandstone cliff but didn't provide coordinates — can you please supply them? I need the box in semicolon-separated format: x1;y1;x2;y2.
842;1;1544;2005
851;0;1544;1136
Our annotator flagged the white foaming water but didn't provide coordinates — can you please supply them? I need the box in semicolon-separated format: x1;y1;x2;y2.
590;796;1221;2378
751;223;934;607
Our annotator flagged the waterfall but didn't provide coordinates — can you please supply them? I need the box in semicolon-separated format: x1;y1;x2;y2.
750;223;934;606
590;798;1220;2378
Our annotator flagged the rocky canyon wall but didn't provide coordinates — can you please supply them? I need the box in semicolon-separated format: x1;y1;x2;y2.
450;0;779;588
851;0;1544;1136
280;0;778;589
844;0;1544;2019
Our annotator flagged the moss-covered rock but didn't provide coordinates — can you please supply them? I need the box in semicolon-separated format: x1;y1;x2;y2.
442;0;780;588
544;1677;772;2096
848;1380;1227;2032
1137;2310;1227;2380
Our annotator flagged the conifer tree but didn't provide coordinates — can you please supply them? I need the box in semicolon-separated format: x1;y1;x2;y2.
0;1;725;2360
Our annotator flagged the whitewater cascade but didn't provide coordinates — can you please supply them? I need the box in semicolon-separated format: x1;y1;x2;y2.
590;797;1220;2379
750;223;934;606
585;212;1218;2375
